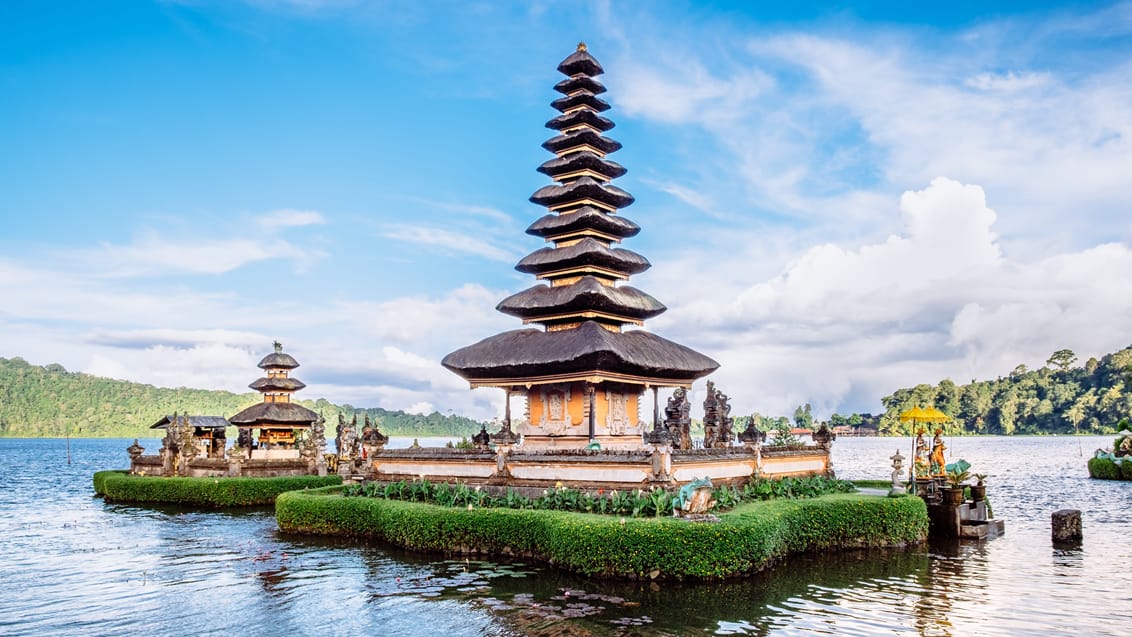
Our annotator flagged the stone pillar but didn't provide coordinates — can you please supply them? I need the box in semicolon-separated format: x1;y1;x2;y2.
1052;509;1082;544
494;443;513;478
648;444;672;483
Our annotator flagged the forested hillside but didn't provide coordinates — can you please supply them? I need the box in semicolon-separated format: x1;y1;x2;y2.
875;347;1132;435
0;356;483;438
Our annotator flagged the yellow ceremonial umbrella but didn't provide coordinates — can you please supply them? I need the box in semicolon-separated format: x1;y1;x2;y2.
899;405;949;424
900;405;952;484
898;406;929;423
919;406;949;423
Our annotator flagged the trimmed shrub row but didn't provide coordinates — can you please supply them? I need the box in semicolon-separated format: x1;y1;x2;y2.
341;475;855;518
276;488;928;579
1087;457;1132;480
93;470;342;507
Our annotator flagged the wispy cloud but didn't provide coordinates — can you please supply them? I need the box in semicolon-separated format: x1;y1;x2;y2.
85;328;267;350
76;233;307;277
257;209;327;229
381;224;517;262
401;196;516;224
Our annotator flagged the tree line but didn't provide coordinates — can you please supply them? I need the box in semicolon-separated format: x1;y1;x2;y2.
871;347;1132;435
0;356;484;438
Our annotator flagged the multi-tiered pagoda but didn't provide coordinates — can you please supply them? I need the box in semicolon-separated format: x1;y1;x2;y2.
443;44;718;450
230;341;319;458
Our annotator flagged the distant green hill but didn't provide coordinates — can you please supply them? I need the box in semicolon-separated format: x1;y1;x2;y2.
874;346;1132;435
0;356;484;439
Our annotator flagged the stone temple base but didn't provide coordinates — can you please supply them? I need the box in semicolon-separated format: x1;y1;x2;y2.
130;454;315;478
366;445;831;490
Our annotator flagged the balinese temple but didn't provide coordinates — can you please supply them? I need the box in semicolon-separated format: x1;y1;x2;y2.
229;341;319;459
443;44;719;450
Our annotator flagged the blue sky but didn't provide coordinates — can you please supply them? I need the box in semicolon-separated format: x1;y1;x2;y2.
2;1;1131;421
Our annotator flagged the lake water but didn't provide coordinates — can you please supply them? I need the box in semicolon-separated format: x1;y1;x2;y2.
0;436;1128;636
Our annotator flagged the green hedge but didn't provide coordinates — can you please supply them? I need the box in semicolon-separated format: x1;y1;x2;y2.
276;489;928;579
93;471;342;507
1087;457;1132;480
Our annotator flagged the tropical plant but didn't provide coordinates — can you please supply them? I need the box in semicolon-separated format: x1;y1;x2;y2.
945;459;972;488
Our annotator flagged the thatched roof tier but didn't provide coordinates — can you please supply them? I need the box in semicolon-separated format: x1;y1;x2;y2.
515;238;649;277
545;109;615;133
557;44;604;76
554;75;606;96
542;130;622;155
249;377;307;392
550;92;610;113
526;207;639;240
530;176;634;209
258;351;299;369
442;45;718;393
229;401;318;426
537;152;626;181
151;415;231;430
442;320;719;386
497;277;666;321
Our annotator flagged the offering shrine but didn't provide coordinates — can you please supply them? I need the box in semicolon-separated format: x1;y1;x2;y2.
443;43;719;450
229;341;319;459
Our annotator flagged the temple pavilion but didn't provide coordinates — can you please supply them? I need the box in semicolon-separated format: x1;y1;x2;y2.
229;342;319;459
443;44;719;450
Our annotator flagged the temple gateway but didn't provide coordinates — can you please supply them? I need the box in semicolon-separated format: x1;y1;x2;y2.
443;43;720;451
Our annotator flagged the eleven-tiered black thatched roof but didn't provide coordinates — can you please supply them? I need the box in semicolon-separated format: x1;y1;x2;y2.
442;43;717;387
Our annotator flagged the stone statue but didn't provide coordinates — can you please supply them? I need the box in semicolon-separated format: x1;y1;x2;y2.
235;427;252;454
716;390;733;448
472;425;491;450
161;413;198;477
889;450;907;496
335;413;346;457
176;415;198;476
812;422;835;449
341;414;360;460
672;477;716;517
930;429;947;477
738;415;766;446
664;387;692;450
702;382;733;449
913;430;930;479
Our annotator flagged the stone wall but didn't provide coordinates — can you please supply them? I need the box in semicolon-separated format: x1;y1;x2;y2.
365;445;830;490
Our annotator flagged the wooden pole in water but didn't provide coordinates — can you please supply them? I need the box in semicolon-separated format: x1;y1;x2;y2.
66;427;71;465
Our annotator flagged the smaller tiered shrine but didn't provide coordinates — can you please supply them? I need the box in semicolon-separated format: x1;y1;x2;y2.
229;342;319;459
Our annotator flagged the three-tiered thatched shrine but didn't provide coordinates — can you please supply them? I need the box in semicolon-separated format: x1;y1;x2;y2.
442;44;719;452
230;341;319;459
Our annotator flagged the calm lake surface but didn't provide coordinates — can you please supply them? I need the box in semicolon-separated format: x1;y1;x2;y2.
1;436;1129;636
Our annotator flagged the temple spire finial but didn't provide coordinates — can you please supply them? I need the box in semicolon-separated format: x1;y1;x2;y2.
273;340;283;353
577;41;587;51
